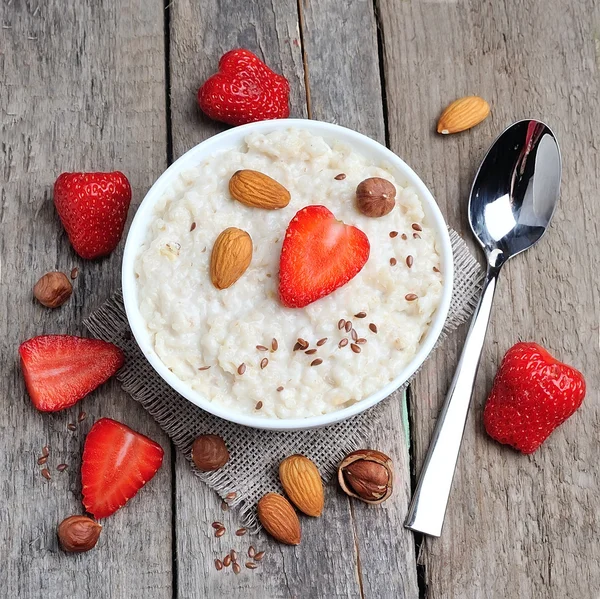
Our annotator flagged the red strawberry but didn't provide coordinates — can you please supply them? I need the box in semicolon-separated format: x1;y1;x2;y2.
483;342;586;454
198;48;290;126
54;171;132;259
279;205;370;308
19;335;125;412
82;418;164;519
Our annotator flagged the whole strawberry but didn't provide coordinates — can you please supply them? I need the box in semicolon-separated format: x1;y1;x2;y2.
483;342;586;454
54;171;132;259
198;49;290;126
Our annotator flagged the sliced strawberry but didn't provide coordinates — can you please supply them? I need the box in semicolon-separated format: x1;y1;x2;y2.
19;335;125;412
279;205;370;308
82;418;164;519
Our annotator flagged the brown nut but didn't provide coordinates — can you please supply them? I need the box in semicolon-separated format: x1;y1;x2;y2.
33;271;73;308
356;178;396;217
338;449;393;504
57;515;102;553
191;434;229;471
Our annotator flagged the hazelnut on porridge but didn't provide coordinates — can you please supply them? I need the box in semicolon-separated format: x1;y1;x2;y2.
134;128;443;419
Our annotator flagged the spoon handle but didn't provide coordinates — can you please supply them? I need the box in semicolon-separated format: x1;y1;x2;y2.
404;262;501;537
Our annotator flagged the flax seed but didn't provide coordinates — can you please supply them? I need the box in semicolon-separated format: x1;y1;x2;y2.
369;323;378;334
37;456;48;465
401;233;408;240
198;365;211;371
212;521;224;529
351;343;361;354
70;267;79;280
293;342;302;351
235;528;247;536
356;338;367;345
56;463;68;472
305;349;317;355
215;527;226;537
351;329;358;342
41;468;51;480
297;338;309;350
406;255;414;268
233;562;241;574
42;446;49;457
221;501;229;511
237;363;246;375
215;559;223;571
317;338;327;346
311;358;323;366
433;266;440;273
412;223;423;231
271;338;278;351
246;562;258;569
255;401;263;410
390;257;397;266
254;551;265;561
256;345;268;351
338;319;346;330
260;358;268;369
67;423;76;431
223;555;232;567
226;492;237;501
78;411;87;422
230;549;237;561
344;320;352;333
354;311;367;319
338;338;349;348
248;546;256;558
190;222;197;232
389;231;398;238
413;233;421;239
334;173;346;180
277;386;284;392
405;293;418;301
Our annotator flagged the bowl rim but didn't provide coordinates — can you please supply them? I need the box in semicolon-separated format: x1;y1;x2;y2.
122;118;454;431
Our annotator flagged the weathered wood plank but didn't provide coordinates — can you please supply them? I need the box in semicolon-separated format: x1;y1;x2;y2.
379;0;600;597
0;2;172;597
300;0;420;597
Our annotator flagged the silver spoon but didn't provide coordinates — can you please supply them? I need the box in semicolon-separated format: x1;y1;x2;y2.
405;119;561;537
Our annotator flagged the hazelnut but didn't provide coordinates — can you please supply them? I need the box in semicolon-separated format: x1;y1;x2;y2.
356;178;396;217
57;515;102;553
191;434;229;471
33;271;73;308
338;449;394;504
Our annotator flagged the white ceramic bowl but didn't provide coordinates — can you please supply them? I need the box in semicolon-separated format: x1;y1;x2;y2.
122;119;454;431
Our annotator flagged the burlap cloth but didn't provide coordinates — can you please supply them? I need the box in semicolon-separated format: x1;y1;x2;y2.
85;229;482;530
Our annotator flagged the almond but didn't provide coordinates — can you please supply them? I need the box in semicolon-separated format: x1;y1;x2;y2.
210;227;253;289
229;170;291;210
279;454;324;517
257;492;301;545
437;96;490;135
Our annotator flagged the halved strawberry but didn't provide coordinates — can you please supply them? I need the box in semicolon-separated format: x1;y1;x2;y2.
82;418;164;519
19;335;125;412
279;205;370;308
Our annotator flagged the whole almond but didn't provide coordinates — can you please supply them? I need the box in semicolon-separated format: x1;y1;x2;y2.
210;227;253;289
257;492;301;545
33;271;73;308
279;454;324;517
229;170;291;210
437;96;490;135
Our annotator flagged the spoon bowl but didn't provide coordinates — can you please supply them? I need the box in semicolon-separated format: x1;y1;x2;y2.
405;120;561;537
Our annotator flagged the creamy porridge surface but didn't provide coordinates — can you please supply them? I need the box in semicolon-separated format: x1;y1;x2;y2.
135;128;443;419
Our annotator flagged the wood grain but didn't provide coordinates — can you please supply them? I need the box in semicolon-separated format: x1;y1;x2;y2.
0;1;172;597
378;0;600;597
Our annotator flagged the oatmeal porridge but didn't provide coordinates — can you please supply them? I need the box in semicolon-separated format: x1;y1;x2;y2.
134;128;443;419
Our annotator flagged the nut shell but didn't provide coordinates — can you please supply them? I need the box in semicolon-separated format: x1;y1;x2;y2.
210;227;253;290
191;434;229;471
437;96;490;134
279;454;324;517
57;515;102;553
257;492;301;545
338;449;394;505
229;170;291;210
356;178;396;217
33;271;73;308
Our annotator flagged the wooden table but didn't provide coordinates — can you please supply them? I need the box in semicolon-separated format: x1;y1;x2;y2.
2;1;598;597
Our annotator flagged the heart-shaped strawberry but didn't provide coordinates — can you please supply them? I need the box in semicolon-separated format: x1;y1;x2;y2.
279;205;370;308
198;49;290;126
483;342;586;454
